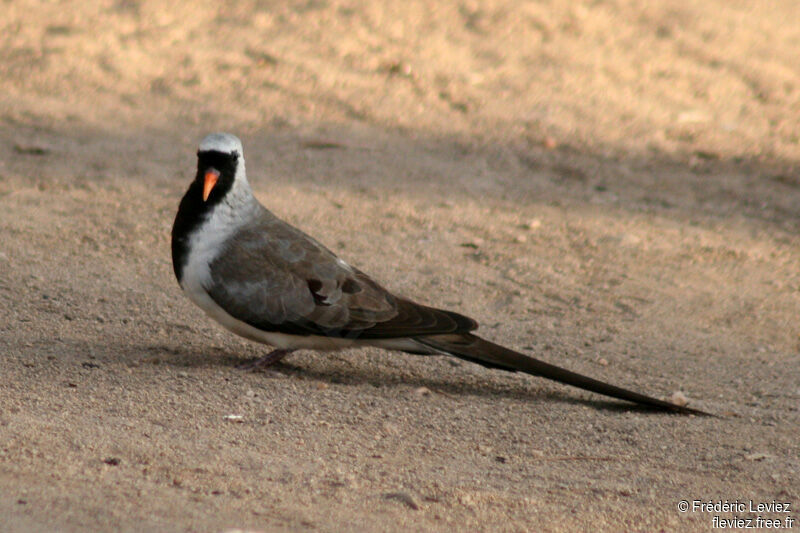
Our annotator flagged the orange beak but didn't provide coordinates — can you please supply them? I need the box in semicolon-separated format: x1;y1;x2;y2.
202;169;220;201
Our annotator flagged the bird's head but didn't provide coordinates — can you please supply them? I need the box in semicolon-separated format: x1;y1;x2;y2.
195;132;246;203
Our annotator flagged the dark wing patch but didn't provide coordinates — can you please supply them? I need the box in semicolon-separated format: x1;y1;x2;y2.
341;278;361;294
205;207;477;339
306;279;330;306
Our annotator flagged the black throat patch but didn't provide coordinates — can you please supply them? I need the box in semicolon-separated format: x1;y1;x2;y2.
171;150;239;282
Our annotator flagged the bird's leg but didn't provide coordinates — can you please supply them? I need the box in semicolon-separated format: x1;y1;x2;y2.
237;348;295;371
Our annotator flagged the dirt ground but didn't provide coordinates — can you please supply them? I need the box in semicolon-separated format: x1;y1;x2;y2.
1;1;799;531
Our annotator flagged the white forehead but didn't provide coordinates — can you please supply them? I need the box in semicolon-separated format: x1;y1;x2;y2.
198;132;243;154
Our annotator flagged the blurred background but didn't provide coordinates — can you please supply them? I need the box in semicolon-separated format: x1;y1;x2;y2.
3;1;798;168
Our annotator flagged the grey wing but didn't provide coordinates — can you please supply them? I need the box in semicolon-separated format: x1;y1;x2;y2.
205;216;400;337
205;210;478;339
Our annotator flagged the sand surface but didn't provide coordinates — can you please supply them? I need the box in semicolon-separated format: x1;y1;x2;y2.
1;1;799;531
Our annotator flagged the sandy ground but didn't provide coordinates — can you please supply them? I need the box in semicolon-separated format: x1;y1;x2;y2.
1;1;799;531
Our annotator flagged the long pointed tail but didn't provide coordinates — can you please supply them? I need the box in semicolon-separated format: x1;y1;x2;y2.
415;333;709;415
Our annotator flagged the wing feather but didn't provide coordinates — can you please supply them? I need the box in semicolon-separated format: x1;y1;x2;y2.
205;209;476;339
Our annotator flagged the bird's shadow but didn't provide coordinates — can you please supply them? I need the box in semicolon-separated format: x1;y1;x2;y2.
145;342;681;415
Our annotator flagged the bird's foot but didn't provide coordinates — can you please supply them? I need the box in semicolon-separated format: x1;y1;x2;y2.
237;348;294;371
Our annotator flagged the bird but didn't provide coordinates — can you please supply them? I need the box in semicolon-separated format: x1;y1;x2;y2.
171;132;706;415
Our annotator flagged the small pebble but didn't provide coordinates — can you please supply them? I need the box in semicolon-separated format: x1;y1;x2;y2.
383;491;419;510
744;452;771;461
14;143;51;155
382;422;400;435
477;444;493;455
670;391;688;406
524;219;542;230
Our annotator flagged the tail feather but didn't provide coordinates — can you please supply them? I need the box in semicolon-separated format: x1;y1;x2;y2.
415;333;710;415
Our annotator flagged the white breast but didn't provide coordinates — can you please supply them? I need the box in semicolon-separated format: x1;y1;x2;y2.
180;197;242;305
